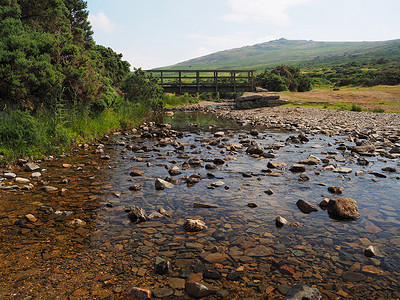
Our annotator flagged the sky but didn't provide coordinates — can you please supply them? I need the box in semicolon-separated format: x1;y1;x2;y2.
86;0;400;70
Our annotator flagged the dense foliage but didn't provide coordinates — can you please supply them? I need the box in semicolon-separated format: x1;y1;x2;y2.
305;59;400;87
121;68;164;110
0;0;149;159
0;0;132;112
256;65;312;92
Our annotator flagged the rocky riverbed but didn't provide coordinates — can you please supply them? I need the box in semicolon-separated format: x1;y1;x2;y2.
1;105;400;299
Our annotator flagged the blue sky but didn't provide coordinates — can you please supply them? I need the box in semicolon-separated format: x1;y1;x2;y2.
86;0;400;69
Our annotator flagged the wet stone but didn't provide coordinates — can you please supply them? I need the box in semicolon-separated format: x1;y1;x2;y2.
327;198;360;220
296;199;319;214
123;287;151;300
152;287;174;298
283;284;322;300
342;271;366;282
185;282;217;298
328;186;344;194
155;257;171;275
290;164;306;173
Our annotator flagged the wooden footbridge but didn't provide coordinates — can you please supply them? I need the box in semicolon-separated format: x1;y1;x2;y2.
145;70;256;94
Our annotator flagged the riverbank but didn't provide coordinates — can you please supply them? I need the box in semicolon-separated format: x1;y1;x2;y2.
175;101;400;139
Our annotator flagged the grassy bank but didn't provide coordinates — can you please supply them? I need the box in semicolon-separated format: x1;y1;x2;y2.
0;100;149;160
280;85;400;113
0;93;203;161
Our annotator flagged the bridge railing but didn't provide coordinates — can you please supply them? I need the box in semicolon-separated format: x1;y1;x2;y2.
145;70;256;94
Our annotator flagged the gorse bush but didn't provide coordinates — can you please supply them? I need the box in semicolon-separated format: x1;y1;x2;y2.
256;65;312;92
350;104;362;112
121;69;164;110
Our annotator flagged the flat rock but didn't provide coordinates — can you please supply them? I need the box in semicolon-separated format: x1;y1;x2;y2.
130;169;144;176
193;202;219;208
24;163;41;172
15;177;30;184
290;164;306;173
244;245;271;257
42;186;58;192
336;167;352;174
342;271;366;282
214;131;225;137
299;155;321;165
3;172;16;179
203;253;229;264
211;180;225;187
267;161;287;169
152;287;174;298
327;197;360;220
31;172;42;178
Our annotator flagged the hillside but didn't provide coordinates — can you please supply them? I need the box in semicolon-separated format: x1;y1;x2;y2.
162;38;400;70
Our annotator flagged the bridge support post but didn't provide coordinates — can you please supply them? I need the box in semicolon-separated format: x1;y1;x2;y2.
196;71;200;94
179;71;182;94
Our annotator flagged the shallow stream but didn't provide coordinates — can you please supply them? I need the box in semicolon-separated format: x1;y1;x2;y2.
0;112;399;299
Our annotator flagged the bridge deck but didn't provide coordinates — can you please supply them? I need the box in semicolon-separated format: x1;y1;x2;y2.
146;69;256;94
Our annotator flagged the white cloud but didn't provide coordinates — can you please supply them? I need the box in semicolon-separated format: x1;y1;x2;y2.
89;12;116;34
223;0;311;25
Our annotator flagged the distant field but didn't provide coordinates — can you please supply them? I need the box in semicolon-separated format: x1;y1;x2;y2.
279;85;400;113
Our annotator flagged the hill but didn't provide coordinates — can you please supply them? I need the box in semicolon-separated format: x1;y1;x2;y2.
162;38;400;70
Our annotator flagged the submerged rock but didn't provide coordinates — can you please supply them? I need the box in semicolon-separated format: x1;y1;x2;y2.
185;282;217;298
155;257;171;275
183;219;207;232
327;197;360;220
283;284;322;300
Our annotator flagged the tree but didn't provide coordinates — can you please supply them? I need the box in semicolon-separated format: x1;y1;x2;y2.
121;69;163;109
96;45;130;87
63;0;94;46
256;65;312;92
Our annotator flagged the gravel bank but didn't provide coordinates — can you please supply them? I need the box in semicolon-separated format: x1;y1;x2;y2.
174;101;400;138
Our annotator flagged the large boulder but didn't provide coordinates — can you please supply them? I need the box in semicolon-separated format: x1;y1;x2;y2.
235;93;286;109
327;198;360;220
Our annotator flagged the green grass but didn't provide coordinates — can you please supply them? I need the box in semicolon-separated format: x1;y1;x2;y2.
163;38;400;71
0;100;150;160
162;93;200;107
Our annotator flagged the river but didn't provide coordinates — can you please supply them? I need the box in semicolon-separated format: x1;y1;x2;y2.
0;111;399;299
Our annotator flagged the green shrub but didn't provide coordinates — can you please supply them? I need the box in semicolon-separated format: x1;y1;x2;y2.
373;108;385;113
350;104;362;112
0;110;50;157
